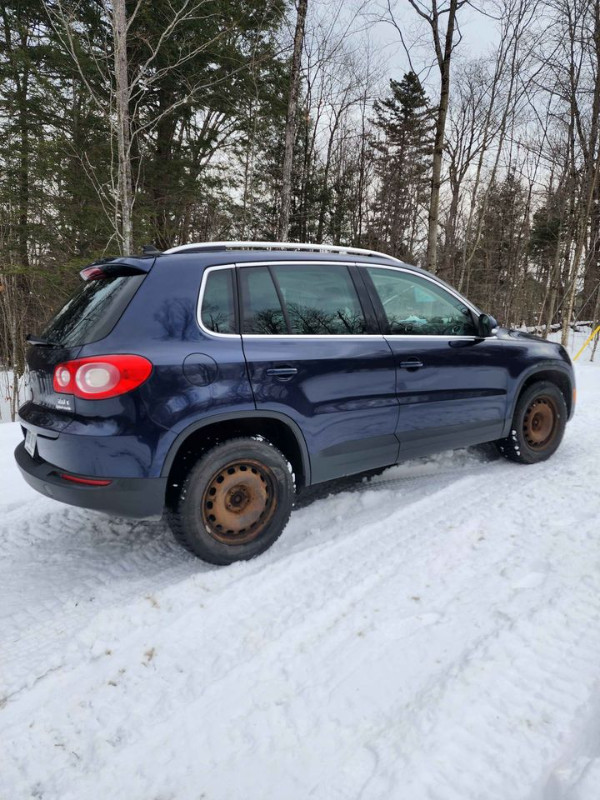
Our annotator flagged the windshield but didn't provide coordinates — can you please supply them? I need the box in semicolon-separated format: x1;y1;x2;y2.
41;274;145;347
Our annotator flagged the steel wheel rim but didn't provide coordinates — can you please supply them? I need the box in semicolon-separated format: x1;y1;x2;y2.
523;396;558;449
201;459;277;545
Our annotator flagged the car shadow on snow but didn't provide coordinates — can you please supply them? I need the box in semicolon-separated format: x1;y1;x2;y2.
295;443;500;509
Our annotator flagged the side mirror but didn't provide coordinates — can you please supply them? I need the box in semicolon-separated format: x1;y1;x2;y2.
478;313;498;337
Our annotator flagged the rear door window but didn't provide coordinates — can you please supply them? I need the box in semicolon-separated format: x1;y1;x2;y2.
239;263;368;336
42;274;145;347
200;268;236;333
240;267;287;334
271;264;367;335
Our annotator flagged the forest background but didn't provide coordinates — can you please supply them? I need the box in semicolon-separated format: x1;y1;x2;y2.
2;0;599;416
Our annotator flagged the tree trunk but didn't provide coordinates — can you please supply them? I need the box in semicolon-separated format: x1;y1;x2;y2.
540;230;563;337
426;0;459;274
442;178;460;283
561;0;600;343
113;0;133;255
151;94;177;250
277;0;308;242
590;286;600;360
17;82;30;269
316;108;343;243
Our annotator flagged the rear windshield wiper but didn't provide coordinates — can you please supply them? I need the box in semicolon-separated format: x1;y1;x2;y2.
26;334;61;347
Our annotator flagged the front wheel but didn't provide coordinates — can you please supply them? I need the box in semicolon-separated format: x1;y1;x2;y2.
167;438;295;565
495;381;567;464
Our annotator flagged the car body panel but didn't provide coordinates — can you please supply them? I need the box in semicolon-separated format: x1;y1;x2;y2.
384;335;509;457
241;334;400;483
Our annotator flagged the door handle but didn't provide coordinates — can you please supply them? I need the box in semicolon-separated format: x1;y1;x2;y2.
399;358;423;370
266;366;298;381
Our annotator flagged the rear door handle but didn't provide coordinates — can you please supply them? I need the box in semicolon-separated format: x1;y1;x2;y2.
266;366;298;381
399;358;424;370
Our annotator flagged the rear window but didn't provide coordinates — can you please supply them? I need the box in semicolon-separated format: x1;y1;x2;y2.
42;274;145;347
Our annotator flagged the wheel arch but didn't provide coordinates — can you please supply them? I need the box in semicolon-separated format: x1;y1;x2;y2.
505;363;574;436
162;411;311;508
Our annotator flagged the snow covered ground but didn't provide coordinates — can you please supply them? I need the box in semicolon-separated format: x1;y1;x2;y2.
2;345;600;799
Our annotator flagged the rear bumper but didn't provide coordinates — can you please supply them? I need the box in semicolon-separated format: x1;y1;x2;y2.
14;442;166;519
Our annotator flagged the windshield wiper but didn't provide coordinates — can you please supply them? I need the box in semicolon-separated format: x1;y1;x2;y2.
26;334;61;347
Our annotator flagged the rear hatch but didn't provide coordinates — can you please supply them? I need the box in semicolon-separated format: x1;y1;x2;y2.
25;261;149;415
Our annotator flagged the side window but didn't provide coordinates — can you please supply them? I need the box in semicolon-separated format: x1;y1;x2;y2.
240;267;287;334
366;268;477;336
271;264;366;335
201;268;236;333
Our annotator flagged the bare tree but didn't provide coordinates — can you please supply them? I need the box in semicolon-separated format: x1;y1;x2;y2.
440;60;490;282
457;0;544;295
402;0;467;273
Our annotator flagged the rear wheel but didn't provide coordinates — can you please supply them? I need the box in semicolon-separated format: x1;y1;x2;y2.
167;438;295;565
495;381;567;464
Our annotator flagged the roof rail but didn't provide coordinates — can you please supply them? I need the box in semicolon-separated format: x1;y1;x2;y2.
162;240;403;263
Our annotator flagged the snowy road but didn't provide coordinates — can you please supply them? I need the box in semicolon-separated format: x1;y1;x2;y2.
2;362;600;800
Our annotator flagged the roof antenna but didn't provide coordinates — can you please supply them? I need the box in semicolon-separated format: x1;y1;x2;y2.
142;244;162;256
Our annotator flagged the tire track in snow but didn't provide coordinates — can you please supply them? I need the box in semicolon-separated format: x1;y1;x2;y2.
3;439;598;800
0;453;492;699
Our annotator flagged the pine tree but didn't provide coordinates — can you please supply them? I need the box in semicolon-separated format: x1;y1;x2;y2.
369;72;433;262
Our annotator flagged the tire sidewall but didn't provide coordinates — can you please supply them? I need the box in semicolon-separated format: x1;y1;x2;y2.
510;381;567;464
178;439;294;565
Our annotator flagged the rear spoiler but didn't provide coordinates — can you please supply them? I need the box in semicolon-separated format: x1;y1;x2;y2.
79;256;155;281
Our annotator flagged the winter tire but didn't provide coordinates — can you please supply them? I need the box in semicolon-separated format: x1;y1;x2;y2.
167;437;295;565
495;380;567;464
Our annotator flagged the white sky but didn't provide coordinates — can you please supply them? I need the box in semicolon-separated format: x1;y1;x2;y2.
359;2;500;92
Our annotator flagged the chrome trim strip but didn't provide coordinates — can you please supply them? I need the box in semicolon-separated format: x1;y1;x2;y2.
241;334;486;341
242;334;385;341
234;259;356;268
385;334;498;341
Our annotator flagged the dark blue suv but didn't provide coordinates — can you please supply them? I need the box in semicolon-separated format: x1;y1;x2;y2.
15;242;575;564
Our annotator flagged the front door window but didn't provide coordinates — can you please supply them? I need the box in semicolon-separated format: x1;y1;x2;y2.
366;268;478;336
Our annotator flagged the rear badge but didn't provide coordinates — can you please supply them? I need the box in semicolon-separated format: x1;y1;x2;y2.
55;395;74;412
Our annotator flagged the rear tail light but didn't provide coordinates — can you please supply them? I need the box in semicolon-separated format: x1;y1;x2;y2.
53;354;152;399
